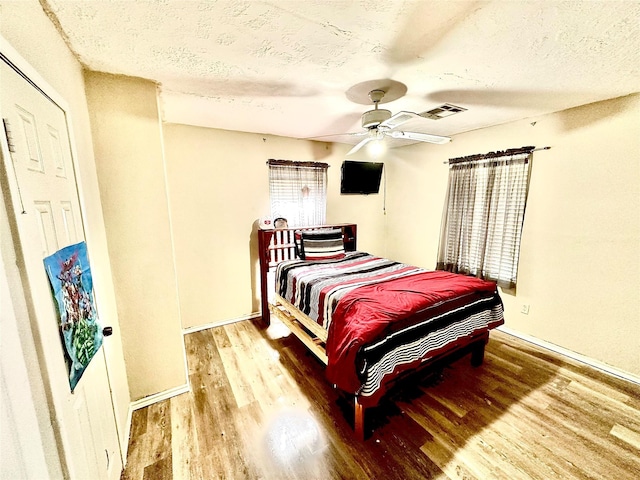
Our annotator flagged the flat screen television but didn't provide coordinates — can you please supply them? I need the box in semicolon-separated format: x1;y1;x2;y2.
340;161;384;195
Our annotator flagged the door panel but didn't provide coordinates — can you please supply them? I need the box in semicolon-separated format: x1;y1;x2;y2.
33;201;58;256
1;58;122;480
60;200;78;244
46;124;67;178
15;104;44;172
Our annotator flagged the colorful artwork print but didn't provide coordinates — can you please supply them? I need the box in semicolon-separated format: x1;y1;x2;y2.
43;241;102;392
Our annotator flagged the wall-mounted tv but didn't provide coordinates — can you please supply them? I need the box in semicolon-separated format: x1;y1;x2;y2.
340;161;384;195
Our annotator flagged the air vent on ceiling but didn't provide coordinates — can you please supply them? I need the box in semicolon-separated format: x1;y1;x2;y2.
420;103;467;120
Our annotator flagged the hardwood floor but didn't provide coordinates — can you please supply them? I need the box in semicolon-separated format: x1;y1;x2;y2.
121;319;640;479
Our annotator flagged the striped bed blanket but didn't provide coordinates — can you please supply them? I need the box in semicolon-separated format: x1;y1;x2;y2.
275;252;504;405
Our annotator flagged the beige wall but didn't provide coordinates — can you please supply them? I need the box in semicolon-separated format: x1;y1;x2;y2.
84;73;187;400
386;94;640;377
163;124;387;329
0;0;131;455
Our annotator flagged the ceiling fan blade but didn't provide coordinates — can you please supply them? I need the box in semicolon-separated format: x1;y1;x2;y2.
347;136;375;155
379;111;424;129
302;131;367;140
388;130;451;144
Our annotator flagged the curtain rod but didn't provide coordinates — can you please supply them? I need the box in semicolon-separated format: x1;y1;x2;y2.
267;159;330;168
443;146;550;164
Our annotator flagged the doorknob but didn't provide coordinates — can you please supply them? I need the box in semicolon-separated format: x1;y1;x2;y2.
103;326;113;337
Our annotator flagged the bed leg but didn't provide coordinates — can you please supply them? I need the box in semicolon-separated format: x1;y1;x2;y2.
354;397;365;441
471;341;486;367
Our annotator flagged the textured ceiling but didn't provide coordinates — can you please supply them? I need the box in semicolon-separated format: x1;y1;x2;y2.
44;0;640;146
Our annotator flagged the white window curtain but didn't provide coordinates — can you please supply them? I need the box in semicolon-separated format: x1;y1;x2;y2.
436;147;534;291
268;159;328;227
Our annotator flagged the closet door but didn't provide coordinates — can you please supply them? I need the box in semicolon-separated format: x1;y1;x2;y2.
1;55;121;480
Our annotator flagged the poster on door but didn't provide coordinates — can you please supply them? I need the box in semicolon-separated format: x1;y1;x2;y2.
43;241;103;392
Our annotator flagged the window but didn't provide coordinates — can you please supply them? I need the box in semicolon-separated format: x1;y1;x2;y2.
436;147;534;291
268;159;328;227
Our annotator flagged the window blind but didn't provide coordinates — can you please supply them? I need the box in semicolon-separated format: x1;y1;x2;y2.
268;159;328;227
437;148;533;290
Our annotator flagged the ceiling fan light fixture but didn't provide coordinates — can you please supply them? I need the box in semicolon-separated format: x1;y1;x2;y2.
368;139;386;157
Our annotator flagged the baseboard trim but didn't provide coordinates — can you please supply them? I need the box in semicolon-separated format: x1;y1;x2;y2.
130;383;191;412
122;405;133;466
182;312;261;335
497;326;640;385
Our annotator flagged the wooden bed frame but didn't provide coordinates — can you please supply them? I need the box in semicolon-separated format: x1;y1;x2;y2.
257;223;488;440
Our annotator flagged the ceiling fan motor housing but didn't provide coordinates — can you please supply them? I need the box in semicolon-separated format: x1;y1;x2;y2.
362;108;392;129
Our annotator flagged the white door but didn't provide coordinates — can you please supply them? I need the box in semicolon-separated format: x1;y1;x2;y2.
0;59;122;479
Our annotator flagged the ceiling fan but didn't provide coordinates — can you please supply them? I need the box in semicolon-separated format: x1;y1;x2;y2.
344;89;451;155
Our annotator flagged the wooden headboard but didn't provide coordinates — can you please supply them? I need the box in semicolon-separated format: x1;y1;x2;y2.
257;223;357;324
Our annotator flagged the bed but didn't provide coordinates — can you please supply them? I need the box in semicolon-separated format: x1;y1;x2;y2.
258;224;504;440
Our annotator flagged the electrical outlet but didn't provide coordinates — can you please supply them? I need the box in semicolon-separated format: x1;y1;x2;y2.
521;304;530;315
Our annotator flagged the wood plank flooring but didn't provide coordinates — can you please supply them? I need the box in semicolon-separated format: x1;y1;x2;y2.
121;319;640;479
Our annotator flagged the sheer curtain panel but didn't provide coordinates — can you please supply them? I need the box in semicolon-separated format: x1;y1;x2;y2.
436;147;534;291
268;159;328;227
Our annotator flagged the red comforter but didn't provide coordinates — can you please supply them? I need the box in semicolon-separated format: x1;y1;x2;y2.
325;270;499;393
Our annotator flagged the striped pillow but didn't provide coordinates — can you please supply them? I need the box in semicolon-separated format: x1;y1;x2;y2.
301;229;345;260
